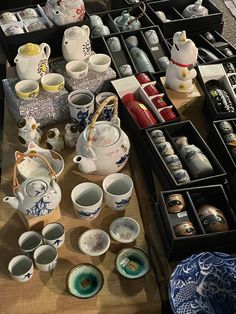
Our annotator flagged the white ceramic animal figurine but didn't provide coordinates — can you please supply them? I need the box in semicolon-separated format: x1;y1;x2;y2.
46;128;64;152
18;116;42;147
64;123;80;148
165;31;198;93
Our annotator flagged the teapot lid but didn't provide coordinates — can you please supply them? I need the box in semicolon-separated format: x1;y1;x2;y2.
19;43;41;56
65;26;83;39
85;122;120;147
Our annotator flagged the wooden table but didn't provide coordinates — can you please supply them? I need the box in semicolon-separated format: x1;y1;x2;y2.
0;107;162;314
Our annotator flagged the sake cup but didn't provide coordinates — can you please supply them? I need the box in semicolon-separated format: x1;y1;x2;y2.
33;244;58;271
18;231;42;255
66;60;89;80
8;255;34;282
42;222;65;248
15;80;39;99
89;54;111;73
41;73;65;93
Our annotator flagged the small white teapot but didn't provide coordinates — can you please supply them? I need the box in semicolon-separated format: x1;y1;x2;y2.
3;152;61;217
62;25;91;62
14;43;51;81
73;96;130;176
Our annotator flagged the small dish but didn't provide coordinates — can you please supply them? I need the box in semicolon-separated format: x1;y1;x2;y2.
66;60;89;79
78;229;110;256
116;248;150;279
41;73;65;93
88;54;111;73
15;80;39;100
66;263;104;299
109;217;140;243
16;141;64;179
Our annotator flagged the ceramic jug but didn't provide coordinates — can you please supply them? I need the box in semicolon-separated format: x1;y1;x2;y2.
62;25;91;62
3;152;61;217
14;43;51;81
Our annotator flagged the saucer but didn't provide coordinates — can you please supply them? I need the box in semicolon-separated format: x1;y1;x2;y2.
16;142;64;179
66;263;104;299
109;217;140;243
116;248;150;279
169;252;236;314
78;229;110;256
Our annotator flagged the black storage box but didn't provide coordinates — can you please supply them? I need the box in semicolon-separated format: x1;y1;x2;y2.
156;184;236;261
145;120;226;189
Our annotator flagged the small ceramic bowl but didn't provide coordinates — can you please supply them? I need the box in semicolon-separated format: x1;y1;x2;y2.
66;60;89;80
67;263;104;299
109;217;140;243
41;73;65;93
15;80;39;100
88;54;111;73
78;229;110;256
116;248;150;279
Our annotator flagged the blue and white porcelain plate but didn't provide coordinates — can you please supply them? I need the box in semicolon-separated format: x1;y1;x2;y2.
169;252;236;314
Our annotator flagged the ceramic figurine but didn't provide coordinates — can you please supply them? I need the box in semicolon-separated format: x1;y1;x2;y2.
3;152;61;217
175;136;214;179
165;31;198;93
173;222;196;237
62;25;91;62
18;116;42;147
73;96;130;176
114;10;142;31
14;43;51;81
44;0;85;25
64;123;80;148
197;204;229;233
182;0;208;18
46;128;65;152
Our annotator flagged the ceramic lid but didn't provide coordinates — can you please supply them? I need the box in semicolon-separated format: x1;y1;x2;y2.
65;26;82;39
19;43;41;56
86;122;120;147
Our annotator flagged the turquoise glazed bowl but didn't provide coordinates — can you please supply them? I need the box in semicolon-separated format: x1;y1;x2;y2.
115;248;150;279
66;263;104;299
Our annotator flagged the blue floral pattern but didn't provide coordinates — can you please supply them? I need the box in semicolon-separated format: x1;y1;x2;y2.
77;110;93;130
115;197;131;208
78;207;101;218
116;154;129;167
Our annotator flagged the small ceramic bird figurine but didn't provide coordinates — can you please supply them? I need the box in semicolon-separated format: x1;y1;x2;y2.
46;128;64;152
64;123;80;148
17;116;42;147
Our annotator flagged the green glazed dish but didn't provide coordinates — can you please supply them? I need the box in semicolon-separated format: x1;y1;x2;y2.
66;263;104;299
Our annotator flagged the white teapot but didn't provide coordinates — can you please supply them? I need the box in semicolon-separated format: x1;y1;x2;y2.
3;152;61;217
73;96;130;176
62;25;91;62
14;43;51;81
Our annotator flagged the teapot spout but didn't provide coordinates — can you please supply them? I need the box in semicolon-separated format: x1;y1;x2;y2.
3;196;19;210
73;155;96;174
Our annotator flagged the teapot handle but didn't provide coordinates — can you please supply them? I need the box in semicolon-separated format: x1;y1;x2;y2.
87;95;118;146
12;152;57;195
127;1;146;27
40;43;51;60
81;24;90;37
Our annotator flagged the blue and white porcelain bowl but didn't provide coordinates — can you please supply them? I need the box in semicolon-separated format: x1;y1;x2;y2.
169;252;236;314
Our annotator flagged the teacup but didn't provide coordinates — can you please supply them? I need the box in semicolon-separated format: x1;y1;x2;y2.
89;54;111;73
136;73;151;84
92;25;110;37
66;60;89;80
28;21;47;32
71;182;103;220
119;64;133;77
150;129;166;144
144;29;159;46
5;25;24;36
173;222;196;237
144;84;159;96
18;231;42;255
8;255;34;282
106;37;122;52
173;169;191;183
42;222;65;248
0;12;17;24
15;80;39;99
166;193;185;213
156;141;174;156
41;73;65;93
160;108;176;121
33;244;58;271
95;92;117;121
21;8;38;19
164;154;183;172
102;173;133;211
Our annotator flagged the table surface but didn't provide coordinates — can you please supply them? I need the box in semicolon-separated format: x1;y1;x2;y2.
0;106;162;314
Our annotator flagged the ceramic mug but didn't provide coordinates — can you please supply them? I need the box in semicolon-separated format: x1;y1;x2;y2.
8;255;34;282
5;25;24;36
119;64;133;77
102;173;133;211
95;92;117;121
42;222;65;248
71;182;103;220
68;90;94;130
106;37;122;52
33;244;58;271
18;231;43;255
0;12;17;24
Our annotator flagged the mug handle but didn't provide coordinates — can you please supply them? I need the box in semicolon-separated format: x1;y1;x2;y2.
40;43;51;60
82;25;90;38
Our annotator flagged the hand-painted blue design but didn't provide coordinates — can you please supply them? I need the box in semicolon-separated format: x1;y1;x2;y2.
115;197;131;208
53;239;62;247
26;197;52;216
77;110;89;129
79;207;101;217
24;272;32;279
116;154;129;167
169;252;236;314
48;260;57;271
101;107;114;121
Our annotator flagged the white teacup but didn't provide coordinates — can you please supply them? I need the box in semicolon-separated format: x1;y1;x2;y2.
18;231;42;255
66;60;89;80
8;255;34;282
42;222;65;248
102;173;133;211
5;25;24;36
71;182;103;220
21;8;38;19
33;244;58;271
0;12;17;24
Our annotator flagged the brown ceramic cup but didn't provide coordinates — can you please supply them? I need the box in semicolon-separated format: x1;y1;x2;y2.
166;194;185;213
173;221;196;237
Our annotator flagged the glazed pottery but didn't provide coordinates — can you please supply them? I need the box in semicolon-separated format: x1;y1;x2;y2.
125;35;139;49
73;96;130;176
150;129;166;144
14;43;51;81
173;169;191;184
91;25;110;37
116;248;150;279
66;60;89;80
42;222;65;248
64;123;80;148
169;252;236;314
28;21;47;32
0;12;17;24
130;47;155;73
5;25;24;36
62;25;91;62
67;264;104;299
41;73;65;93
114;10;141;31
109;217;140;243
95;92;117;121
33;244;58;271
88;54;111;73
218;121;234;134
166;194;185;213
46;128;65;152
8;255;34;282
106;37;122;52
156;141;174;156
18;231;42;254
20;8;38;19
78;229;110;256
182;0;208;18
15;80;39;100
155;11;171;22
17;116;42;147
164;155;183;172
119;64;133;77
173;221;196;237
